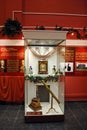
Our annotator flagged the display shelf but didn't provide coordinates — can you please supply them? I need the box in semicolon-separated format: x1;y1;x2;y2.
25;102;63;116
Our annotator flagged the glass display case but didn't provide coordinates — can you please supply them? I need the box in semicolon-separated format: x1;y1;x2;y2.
23;30;67;122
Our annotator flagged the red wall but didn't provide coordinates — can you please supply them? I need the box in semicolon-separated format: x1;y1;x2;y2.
65;76;87;101
22;0;87;27
0;0;87;101
0;0;22;25
0;0;6;25
0;0;87;28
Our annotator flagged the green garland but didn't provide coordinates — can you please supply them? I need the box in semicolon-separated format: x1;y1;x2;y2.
25;75;58;83
1;18;22;37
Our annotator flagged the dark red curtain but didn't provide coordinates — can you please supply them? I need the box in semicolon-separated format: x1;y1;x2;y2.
0;76;24;102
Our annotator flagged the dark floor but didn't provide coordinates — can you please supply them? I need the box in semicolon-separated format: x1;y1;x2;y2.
0;101;87;130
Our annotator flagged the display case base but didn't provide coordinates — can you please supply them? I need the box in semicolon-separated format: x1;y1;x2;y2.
24;115;64;123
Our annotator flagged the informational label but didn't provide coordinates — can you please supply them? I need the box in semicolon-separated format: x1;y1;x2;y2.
0;46;24;59
65;47;75;62
75;47;87;61
0;46;24;73
26;112;42;115
7;60;19;72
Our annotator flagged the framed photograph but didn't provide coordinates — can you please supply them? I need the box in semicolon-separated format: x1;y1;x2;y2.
65;62;74;72
0;60;7;72
38;61;48;74
76;62;87;71
60;62;74;72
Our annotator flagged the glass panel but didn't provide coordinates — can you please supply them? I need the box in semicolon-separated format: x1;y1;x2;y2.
23;30;66;122
58;41;66;113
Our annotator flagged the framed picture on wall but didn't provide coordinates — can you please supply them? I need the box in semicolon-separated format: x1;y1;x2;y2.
65;62;74;72
0;60;7;72
38;61;48;74
60;62;74;73
76;62;87;71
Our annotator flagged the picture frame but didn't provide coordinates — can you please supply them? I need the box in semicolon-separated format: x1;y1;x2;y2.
60;62;74;72
76;62;87;71
65;62;74;72
0;59;7;72
38;61;48;74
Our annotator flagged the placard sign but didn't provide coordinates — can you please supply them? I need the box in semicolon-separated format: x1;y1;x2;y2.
75;47;87;61
0;46;24;73
65;47;75;62
75;47;87;72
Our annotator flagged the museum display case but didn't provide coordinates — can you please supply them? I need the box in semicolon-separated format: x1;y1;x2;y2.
23;30;67;122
